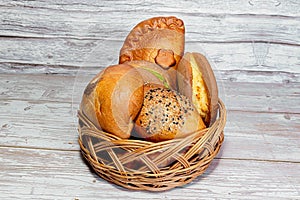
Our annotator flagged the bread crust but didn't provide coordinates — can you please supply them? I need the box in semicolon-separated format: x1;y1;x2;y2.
119;16;185;89
80;64;144;139
125;60;173;89
134;84;206;142
177;52;218;126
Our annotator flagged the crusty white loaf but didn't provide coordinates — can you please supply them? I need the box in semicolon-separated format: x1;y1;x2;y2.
80;64;144;139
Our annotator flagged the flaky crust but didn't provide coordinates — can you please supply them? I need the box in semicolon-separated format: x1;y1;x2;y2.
177;52;218;126
119;16;185;89
80;64;144;139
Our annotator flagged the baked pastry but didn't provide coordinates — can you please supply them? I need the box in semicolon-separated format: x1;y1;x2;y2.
177;52;218;126
119;16;185;89
126;60;173;89
80;64;144;139
134;84;206;142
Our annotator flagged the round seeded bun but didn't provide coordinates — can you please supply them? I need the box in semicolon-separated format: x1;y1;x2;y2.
119;16;185;89
80;64;144;139
134;84;206;142
177;52;219;126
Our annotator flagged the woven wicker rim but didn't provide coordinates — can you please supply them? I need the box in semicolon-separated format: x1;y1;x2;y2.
78;98;226;191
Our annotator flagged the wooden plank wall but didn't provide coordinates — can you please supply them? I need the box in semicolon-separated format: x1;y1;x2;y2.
0;1;299;199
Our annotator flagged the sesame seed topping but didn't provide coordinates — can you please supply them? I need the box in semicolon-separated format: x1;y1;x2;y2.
136;85;197;137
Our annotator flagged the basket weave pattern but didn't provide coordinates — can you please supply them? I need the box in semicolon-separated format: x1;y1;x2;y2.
78;99;226;191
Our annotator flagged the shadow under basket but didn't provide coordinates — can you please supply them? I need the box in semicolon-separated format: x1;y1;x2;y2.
78;99;226;191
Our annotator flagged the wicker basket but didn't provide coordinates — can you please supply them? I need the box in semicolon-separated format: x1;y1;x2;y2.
78;99;226;191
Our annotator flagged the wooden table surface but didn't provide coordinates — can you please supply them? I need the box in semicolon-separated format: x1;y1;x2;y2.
0;0;299;199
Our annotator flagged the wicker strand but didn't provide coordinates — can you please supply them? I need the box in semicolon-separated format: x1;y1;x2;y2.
77;99;226;191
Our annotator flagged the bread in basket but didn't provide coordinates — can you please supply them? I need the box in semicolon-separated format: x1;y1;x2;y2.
77;16;226;191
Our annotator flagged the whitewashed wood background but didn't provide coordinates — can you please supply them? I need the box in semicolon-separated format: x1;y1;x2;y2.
0;0;299;199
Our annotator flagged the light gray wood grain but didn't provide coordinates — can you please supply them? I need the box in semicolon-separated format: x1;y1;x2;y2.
1;0;300;17
0;69;299;160
1;0;299;199
0;147;299;200
1;0;299;44
1;72;299;114
0;39;299;74
1;97;299;162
